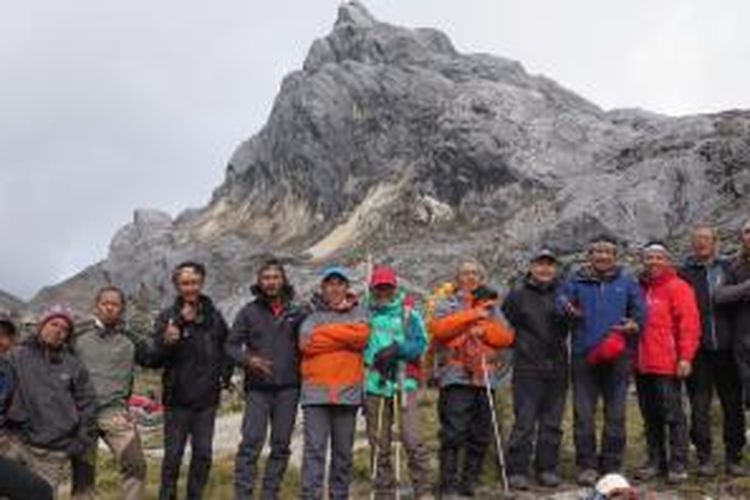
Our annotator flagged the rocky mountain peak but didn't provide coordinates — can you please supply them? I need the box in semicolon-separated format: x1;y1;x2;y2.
27;2;750;316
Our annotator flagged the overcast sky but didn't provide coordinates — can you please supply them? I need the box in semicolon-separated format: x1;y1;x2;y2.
2;0;749;299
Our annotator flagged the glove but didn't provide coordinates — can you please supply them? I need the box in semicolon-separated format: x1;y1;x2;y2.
245;355;273;378
374;343;400;381
473;286;499;303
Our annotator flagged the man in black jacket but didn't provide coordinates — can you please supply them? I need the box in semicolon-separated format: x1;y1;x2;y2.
717;220;750;404
502;249;569;490
680;225;745;477
2;305;98;497
149;262;233;500
227;259;308;500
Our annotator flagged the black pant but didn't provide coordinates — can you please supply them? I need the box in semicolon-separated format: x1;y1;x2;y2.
0;455;53;500
636;374;688;472
735;344;750;407
572;355;630;473
159;405;217;500
506;374;567;476
234;387;299;500
686;350;746;463
438;385;493;493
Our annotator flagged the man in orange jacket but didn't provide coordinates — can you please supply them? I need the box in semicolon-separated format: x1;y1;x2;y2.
429;258;514;497
635;242;700;484
299;266;370;500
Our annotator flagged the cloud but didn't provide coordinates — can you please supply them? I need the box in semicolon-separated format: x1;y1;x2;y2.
1;0;749;298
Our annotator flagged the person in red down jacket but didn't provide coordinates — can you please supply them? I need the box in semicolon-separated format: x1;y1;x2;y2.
635;241;700;485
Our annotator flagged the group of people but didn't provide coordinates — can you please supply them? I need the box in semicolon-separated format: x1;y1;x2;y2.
1;220;750;500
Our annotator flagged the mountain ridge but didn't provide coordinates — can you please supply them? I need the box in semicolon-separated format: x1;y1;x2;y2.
26;1;750;317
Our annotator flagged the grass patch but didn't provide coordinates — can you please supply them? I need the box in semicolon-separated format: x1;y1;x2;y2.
61;384;750;499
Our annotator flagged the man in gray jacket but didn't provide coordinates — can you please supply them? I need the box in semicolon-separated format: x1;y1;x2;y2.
71;286;150;500
2;305;98;497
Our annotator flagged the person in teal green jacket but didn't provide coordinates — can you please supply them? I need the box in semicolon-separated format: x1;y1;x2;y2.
364;265;432;499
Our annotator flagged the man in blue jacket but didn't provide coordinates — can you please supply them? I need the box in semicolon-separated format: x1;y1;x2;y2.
557;236;645;486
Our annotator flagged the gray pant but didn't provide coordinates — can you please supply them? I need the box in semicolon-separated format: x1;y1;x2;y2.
300;405;358;500
234;387;299;500
365;393;432;498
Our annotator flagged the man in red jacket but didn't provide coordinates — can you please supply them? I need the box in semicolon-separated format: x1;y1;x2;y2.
635;242;700;485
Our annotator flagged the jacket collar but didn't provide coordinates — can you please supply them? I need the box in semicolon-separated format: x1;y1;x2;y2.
683;254;726;269
575;264;622;283
171;294;214;326
250;283;296;305
524;275;559;292
641;266;677;286
93;317;124;337
311;292;359;314
369;289;406;313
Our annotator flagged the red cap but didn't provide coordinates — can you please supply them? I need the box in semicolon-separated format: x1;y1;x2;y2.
586;330;626;365
370;265;398;288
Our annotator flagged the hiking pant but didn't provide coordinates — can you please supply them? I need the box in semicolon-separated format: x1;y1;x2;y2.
365;392;432;498
0;454;54;500
735;344;750;407
636;374;688;472
0;433;67;500
686;349;746;464
159;405;217;500
300;404;358;500
437;385;493;494
234;387;299;500
572;355;630;473
71;408;147;500
506;373;567;477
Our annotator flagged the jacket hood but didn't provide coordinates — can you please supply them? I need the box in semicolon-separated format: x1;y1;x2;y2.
250;283;296;304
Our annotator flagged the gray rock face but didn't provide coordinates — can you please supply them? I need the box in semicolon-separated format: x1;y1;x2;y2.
0;290;24;315
30;1;750;313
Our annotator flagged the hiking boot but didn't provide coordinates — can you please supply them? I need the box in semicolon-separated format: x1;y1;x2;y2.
577;468;598;487
666;468;688;485
537;471;561;488
437;489;459;500
373;490;395;500
456;484;475;497
696;459;716;478
635;462;661;482
727;461;748;477
508;475;530;491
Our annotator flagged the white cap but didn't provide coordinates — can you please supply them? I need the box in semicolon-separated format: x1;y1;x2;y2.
595;473;630;495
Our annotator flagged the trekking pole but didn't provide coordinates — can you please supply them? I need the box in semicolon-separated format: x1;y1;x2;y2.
366;252;381;500
370;395;386;500
393;382;402;500
481;354;509;494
